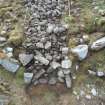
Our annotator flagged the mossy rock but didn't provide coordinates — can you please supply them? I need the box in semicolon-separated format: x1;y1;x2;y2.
8;24;24;46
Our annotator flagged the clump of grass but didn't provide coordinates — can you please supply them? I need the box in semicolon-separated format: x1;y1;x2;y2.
81;8;97;33
63;15;80;34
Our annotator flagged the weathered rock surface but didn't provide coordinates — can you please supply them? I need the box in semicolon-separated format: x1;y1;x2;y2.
91;37;105;50
0;58;20;73
19;53;34;66
65;74;72;88
71;45;88;60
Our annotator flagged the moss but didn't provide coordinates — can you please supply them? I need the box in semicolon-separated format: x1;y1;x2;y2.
81;8;96;33
8;23;24;46
0;66;24;87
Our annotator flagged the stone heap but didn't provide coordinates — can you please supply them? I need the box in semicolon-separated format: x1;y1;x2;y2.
21;0;72;88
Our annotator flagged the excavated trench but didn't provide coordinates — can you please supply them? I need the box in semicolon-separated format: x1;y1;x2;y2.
22;0;72;88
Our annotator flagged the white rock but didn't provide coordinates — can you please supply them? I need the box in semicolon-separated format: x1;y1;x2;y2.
3;47;13;53
88;70;96;76
61;57;72;69
85;95;92;100
24;73;33;84
63;69;71;75
57;70;64;77
61;47;69;54
91;37;105;50
91;88;97;96
71;44;88;60
97;71;105;77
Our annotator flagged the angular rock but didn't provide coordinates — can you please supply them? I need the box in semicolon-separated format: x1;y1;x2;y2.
36;42;44;48
34;55;49;65
51;61;61;69
71;44;88;60
24;73;33;84
46;24;55;34
91;37;105;51
57;70;64;77
19;53;34;66
91;88;97;96
65;74;72;88
0;59;20;73
61;47;69;55
61;57;72;69
88;70;96;76
45;41;51;49
34;69;46;79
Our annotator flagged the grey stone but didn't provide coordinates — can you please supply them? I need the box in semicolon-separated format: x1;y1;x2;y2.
61;47;69;54
91;88;97;96
19;53;34;66
57;70;64;77
24;73;33;84
45;54;52;61
36;42;44;48
34;69;46;79
65;74;72;88
61;57;72;69
34;55;49;65
91;37;105;50
46;24;55;34
63;69;71;75
51;61;61;69
0;59;20;73
45;41;51;49
58;77;64;83
96;71;105;77
39;78;48;84
48;77;57;85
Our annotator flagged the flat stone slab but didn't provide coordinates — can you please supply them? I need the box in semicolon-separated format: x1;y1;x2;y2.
19;53;34;66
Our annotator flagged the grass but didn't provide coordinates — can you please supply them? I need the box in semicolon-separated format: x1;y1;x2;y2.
0;66;25;87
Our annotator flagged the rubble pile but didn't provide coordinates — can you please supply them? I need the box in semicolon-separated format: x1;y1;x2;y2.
21;0;72;88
